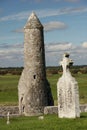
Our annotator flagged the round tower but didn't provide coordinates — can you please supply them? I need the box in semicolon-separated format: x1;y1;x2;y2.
18;12;54;116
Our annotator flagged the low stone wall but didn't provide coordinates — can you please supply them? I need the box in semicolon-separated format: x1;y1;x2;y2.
80;104;87;112
44;104;87;115
0;104;87;117
0;106;19;117
44;106;58;115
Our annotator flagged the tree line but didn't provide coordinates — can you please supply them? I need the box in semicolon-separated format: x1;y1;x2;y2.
0;65;87;75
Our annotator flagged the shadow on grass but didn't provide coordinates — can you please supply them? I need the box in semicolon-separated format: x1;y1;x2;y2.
80;112;87;118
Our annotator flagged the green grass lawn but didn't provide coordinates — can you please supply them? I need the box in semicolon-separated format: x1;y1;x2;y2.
0;113;87;130
48;73;87;105
75;74;87;104
0;75;20;105
0;73;87;105
0;74;87;130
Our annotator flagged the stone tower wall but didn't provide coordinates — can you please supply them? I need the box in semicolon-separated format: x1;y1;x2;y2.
18;13;54;116
24;28;46;79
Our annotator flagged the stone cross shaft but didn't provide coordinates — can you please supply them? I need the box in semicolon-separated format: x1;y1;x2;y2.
57;53;80;118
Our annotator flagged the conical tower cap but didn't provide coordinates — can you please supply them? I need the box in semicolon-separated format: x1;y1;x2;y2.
24;12;43;29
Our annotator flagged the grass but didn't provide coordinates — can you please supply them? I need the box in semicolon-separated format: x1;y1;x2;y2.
0;74;20;105
75;74;87;104
0;74;87;130
48;73;87;104
0;73;87;105
0;113;87;130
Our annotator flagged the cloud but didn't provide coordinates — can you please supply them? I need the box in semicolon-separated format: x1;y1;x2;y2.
45;42;73;66
54;0;61;1
65;0;80;2
55;0;80;2
45;42;73;52
0;42;87;67
0;43;24;67
12;21;67;33
45;42;87;66
0;7;87;22
0;11;31;22
20;0;27;2
0;35;22;41
44;21;67;32
82;42;87;48
20;0;42;2
12;28;24;33
0;43;23;49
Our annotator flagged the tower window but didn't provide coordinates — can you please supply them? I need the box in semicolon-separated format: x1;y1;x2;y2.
33;75;36;79
40;47;42;52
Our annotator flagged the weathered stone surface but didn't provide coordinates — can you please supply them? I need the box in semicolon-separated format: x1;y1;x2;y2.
18;12;54;116
80;104;87;112
44;106;58;115
44;105;87;115
57;53;80;118
0;104;87;117
0;106;19;117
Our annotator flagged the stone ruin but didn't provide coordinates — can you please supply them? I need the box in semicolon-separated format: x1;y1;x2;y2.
18;12;54;116
57;53;80;118
18;12;80;118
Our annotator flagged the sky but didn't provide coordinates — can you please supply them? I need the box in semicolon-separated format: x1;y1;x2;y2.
0;0;87;67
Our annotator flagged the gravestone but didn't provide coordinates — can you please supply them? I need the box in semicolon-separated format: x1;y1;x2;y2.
57;53;80;118
18;12;54;116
